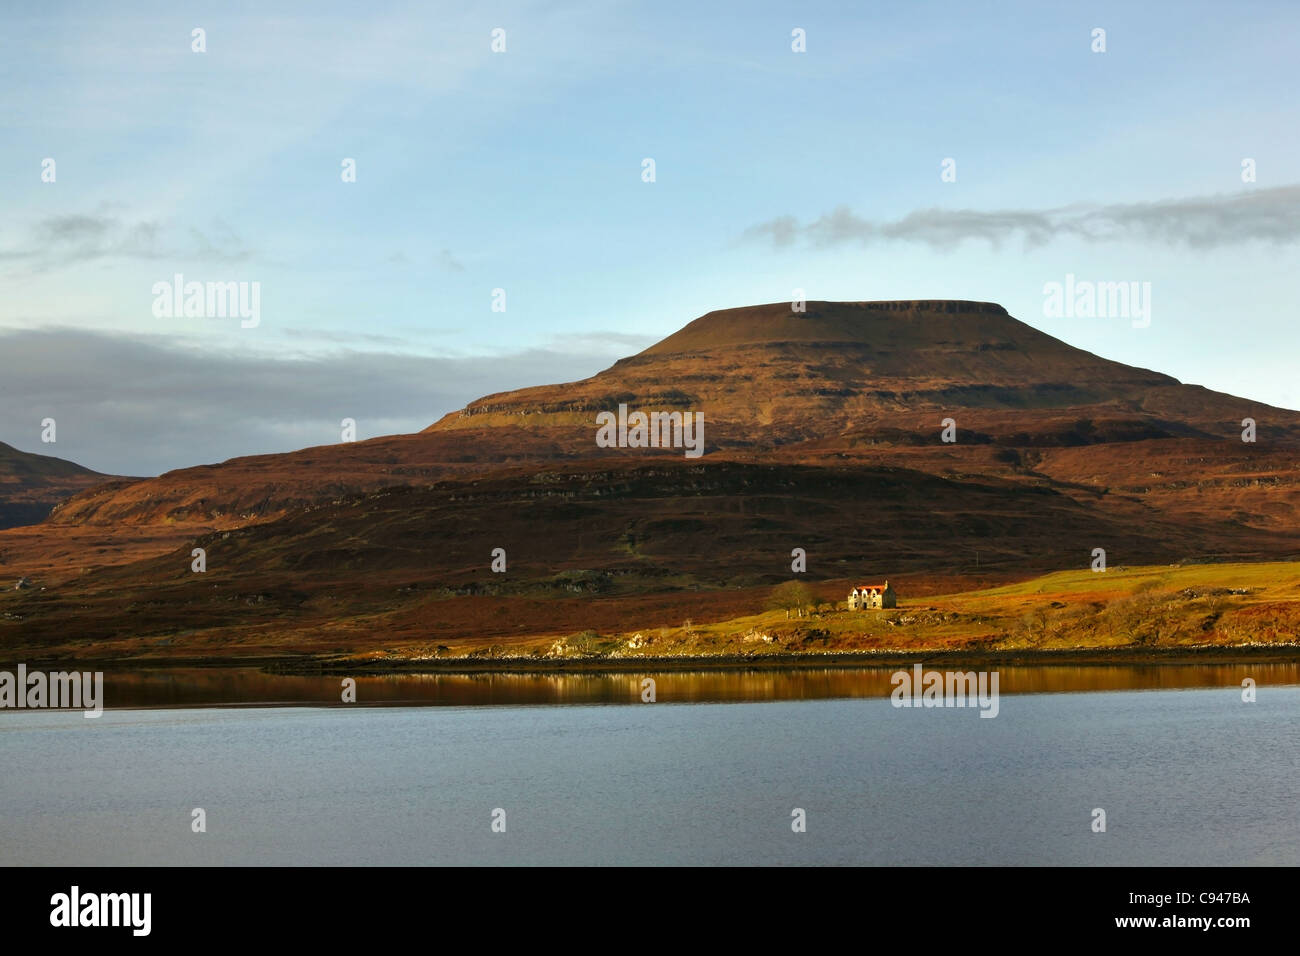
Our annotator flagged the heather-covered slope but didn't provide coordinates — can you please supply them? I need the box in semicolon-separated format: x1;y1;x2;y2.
41;301;1300;529
5;299;1299;661
7;459;1295;661
0;440;118;529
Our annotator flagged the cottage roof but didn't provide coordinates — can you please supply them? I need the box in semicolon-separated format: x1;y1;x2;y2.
853;583;890;591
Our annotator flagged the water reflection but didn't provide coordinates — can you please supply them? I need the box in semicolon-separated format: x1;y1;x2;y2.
23;663;1300;710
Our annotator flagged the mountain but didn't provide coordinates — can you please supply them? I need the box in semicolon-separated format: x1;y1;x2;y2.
0;441;117;530
429;299;1269;447
3;300;1298;660
44;301;1300;527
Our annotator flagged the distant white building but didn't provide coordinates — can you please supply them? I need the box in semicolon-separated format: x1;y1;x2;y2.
847;581;895;610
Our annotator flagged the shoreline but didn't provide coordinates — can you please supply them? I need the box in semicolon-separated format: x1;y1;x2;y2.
11;644;1298;675
268;645;1300;675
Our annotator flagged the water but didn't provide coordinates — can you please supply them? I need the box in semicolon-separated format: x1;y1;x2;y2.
2;679;1297;865
25;662;1300;708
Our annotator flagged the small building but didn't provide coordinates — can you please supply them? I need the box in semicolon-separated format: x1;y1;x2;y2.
847;581;895;610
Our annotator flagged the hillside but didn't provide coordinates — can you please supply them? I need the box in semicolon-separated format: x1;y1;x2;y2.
604;560;1300;659
0;441;118;530
2;299;1298;662
40;301;1300;530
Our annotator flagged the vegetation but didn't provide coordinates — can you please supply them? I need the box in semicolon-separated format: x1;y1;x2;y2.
766;580;815;619
580;561;1300;659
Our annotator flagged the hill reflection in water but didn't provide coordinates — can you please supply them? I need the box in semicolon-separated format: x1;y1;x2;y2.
61;663;1300;710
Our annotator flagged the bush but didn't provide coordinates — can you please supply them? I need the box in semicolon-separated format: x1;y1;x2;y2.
569;630;602;654
767;580;814;619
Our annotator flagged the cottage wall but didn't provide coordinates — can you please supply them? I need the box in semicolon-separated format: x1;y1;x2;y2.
847;581;896;610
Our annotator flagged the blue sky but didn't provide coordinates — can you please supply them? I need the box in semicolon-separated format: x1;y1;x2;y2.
2;0;1298;475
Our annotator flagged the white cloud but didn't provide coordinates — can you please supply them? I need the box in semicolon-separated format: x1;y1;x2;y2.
744;186;1300;250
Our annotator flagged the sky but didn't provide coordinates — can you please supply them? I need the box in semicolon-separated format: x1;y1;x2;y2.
2;0;1298;476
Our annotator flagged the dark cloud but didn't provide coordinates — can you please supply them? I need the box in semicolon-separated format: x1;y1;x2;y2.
0;328;637;476
34;215;116;242
1;214;251;272
742;185;1300;250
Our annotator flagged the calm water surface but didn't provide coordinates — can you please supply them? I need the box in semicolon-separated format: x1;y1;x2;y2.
39;662;1300;708
1;670;1296;865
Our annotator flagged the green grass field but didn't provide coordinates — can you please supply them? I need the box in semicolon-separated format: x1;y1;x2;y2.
568;561;1300;658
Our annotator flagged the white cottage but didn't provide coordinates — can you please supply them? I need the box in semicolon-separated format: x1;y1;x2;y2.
847;580;896;610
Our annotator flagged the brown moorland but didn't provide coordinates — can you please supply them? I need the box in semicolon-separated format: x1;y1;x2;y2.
0;440;125;530
2;300;1297;664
